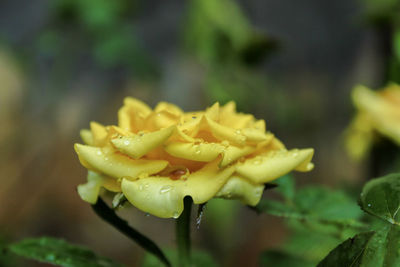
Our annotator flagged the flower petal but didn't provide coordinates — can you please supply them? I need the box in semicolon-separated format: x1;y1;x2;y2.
242;128;272;143
80;129;94;145
215;176;264;206
111;126;175;159
220;145;255;167
164;142;225;162
90;121;107;146
235;148;314;183
154;102;183;117
77;171;117;204
74;144;168;179
205;116;247;145
121;159;235;218
118;97;152;132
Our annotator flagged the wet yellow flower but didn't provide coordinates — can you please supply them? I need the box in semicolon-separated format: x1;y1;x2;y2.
75;98;314;218
346;84;400;160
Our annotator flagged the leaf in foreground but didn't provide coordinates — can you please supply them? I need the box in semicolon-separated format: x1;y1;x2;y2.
359;173;400;224
8;237;123;267
318;225;400;267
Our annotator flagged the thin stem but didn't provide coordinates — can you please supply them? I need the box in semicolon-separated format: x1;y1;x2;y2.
92;198;170;267
176;196;193;267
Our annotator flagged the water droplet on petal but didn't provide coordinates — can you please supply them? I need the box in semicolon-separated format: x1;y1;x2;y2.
124;140;130;146
160;185;172;194
97;151;102;156
172;212;180;218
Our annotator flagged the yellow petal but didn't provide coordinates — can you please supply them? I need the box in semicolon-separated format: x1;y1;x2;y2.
111;126;175;158
254;119;266;131
118;106;131;131
205;102;220;121
80;129;94;145
121;159;235;218
154;102;183;117
205;116;247;145
118;97;152;132
242;128;272;143
102;177;121;192
184;159;235;203
77;171;105;204
164;142;225;162
235;148;314;183
90;121;107;146
145;110;180;130
124;97;152;115
121;178;184;218
74;144;168;179
220;145;256;167
215;176;264;206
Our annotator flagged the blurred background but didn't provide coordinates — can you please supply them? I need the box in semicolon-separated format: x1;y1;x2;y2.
0;0;398;266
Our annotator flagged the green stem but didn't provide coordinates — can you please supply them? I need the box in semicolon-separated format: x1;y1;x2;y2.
92;198;170;267
176;197;193;267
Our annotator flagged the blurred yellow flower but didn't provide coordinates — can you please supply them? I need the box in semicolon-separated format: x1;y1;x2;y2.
346;84;400;160
74;98;314;218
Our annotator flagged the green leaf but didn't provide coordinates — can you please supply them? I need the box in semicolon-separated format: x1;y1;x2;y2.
359;173;400;225
260;251;313;267
274;174;295;200
142;249;218;267
8;237;123;267
318;225;400;267
317;231;376;267
256;186;364;227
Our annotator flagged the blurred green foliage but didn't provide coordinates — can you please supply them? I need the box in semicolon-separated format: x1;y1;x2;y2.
256;175;365;265
183;0;276;110
37;0;158;78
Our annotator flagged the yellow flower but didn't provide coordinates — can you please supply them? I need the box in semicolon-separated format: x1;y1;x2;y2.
346;84;400;160
75;98;314;218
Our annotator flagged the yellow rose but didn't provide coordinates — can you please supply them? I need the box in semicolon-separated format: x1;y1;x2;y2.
345;84;400;160
74;98;314;218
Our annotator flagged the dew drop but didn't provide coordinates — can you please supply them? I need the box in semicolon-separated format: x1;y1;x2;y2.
160;185;172;194
172;212;180;219
221;140;229;146
139;184;144;191
97;151;102;156
367;203;372;207
105;157;109;161
124;140;130;146
145;213;150;217
235;129;242;134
